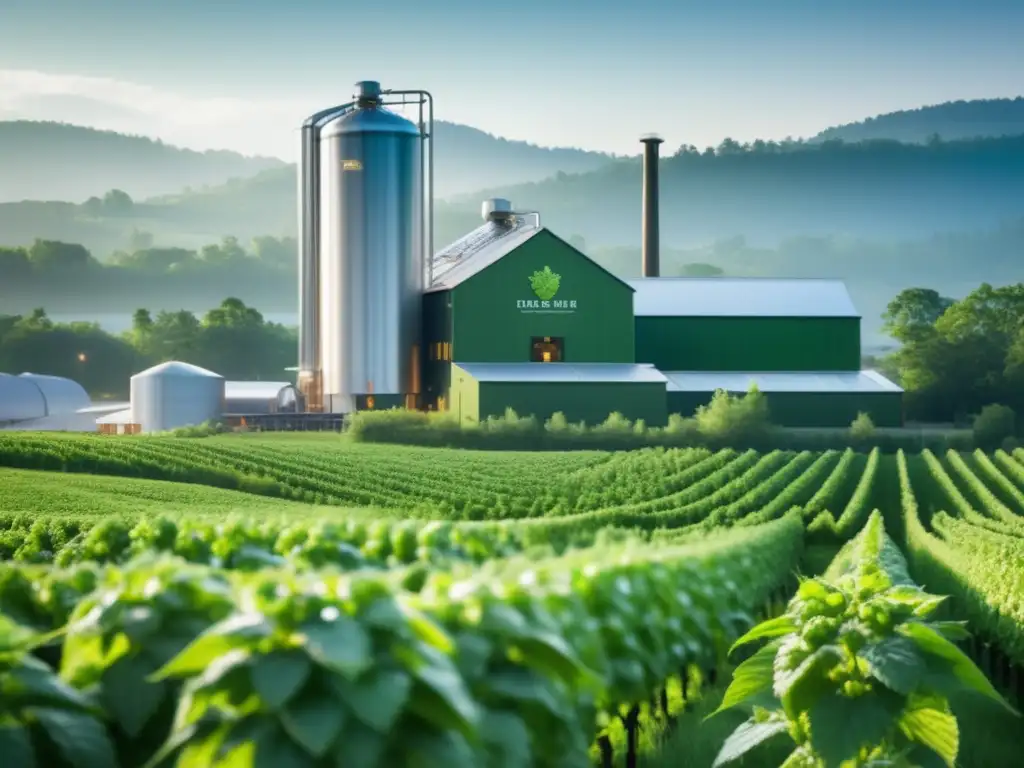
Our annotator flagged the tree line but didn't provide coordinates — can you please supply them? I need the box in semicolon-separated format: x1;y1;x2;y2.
0;299;295;397
880;282;1024;425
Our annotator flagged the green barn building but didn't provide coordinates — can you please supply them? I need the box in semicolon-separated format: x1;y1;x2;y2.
419;205;903;428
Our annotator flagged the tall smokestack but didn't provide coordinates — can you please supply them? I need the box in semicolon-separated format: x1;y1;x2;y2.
640;134;664;278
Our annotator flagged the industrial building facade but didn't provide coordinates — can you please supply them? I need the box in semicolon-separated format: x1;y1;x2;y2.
420;218;903;428
289;80;903;431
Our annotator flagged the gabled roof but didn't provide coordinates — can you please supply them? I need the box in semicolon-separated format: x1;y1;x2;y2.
628;277;860;318
663;369;902;394
427;216;543;293
427;219;634;294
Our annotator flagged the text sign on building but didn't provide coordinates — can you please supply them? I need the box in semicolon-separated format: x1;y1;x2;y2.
517;266;577;313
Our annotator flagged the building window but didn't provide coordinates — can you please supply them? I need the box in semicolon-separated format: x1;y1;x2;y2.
429;342;451;361
531;336;564;363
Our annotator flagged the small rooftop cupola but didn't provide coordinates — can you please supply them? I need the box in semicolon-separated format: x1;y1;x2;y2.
482;198;515;225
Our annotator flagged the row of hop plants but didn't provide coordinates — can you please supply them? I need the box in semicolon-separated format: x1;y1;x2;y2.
711;509;1016;767
346;389;973;453
0;513;803;768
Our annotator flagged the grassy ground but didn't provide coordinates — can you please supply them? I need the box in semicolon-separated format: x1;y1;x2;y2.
0;467;392;521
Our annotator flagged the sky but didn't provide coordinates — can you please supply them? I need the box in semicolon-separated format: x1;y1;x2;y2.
1;0;1022;160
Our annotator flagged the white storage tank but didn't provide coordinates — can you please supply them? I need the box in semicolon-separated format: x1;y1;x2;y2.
130;361;225;433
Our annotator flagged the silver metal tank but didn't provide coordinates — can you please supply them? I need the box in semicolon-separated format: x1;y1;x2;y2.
129;361;225;433
318;81;423;413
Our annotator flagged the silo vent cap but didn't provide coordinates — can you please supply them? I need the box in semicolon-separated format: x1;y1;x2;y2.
482;198;514;222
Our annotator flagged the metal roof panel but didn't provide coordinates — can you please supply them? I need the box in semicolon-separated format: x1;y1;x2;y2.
662;369;903;393
628;277;860;317
455;362;668;384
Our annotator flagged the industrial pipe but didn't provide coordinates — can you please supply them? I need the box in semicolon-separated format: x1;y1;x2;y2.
381;88;435;285
640;134;664;278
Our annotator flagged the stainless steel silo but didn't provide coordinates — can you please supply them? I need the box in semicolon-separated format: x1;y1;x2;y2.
318;81;424;413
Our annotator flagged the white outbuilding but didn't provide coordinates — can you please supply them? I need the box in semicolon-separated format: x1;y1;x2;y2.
129;361;225;433
0;372;91;424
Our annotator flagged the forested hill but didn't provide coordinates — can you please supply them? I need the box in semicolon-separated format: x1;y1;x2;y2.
449;134;1024;245
0;122;287;203
2;133;1024;257
0;120;616;204
812;97;1024;144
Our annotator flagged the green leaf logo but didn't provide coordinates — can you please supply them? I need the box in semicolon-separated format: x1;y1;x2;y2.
529;266;561;300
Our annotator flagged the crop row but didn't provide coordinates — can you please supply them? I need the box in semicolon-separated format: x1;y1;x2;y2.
0;512;803;768
898;449;1024;672
0;436;877;525
712;509;1011;767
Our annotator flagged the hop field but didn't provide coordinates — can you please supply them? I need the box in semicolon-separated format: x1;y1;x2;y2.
1;433;1024;767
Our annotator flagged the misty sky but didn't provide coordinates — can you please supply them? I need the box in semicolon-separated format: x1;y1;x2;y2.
1;0;1022;160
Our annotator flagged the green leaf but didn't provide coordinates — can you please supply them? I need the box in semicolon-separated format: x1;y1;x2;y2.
899;622;1017;713
251;723;313;768
861;635;925;695
334;668;412;733
301;616;372;679
778;746;822;767
484;667;563;717
29;707;118;768
928;621;971;642
479;710;531;768
120;604;163;643
331;718;385;768
401;605;454;653
153;613;270;680
0;723;35;768
280;693;345;757
911;596;948;618
407;655;480;736
141;711;222;768
101;653;166;737
807;691;899;766
708;640;779;718
899;700;959;768
10;659;96;711
215;717;277;763
712;716;789;767
402;727;477;768
516;631;582;682
729;615;797;655
775;645;841;720
251;651;312;710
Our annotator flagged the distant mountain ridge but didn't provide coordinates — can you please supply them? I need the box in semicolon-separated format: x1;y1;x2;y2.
0;119;617;204
812;97;1024;144
0;121;287;203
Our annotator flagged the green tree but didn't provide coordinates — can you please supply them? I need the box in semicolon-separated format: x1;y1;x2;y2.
973;404;1017;449
0;246;31;280
102;188;134;215
200;236;247;265
882;287;953;343
27;240;97;273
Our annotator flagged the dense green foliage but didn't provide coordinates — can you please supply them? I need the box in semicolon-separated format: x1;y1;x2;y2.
5;434;1024;765
0;120;612;205
812;97;1024;144
0;508;803;767
0;298;294;395
346;406;971;454
881;283;1024;423
715;512;1014;767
